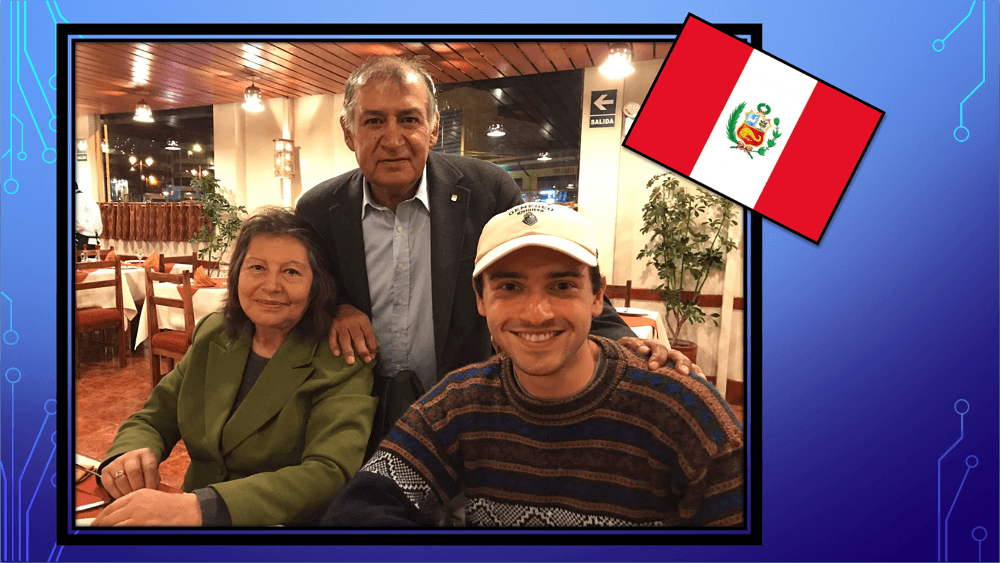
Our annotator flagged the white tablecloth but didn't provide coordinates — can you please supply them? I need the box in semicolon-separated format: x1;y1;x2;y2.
75;268;138;329
134;282;227;348
616;307;670;349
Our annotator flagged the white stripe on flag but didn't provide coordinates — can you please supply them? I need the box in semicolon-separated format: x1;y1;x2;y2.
689;50;818;207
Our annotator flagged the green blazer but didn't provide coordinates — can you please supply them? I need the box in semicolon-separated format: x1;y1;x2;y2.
105;314;377;526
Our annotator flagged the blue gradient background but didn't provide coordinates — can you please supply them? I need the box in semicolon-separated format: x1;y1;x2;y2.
2;0;997;561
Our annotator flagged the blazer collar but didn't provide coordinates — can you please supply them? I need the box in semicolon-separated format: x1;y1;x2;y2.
204;328;318;455
327;172;372;316
426;152;470;367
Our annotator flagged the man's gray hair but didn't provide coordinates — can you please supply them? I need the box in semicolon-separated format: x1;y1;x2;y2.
341;56;439;133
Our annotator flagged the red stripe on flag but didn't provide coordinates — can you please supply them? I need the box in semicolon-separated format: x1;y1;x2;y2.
625;18;751;175
753;83;882;242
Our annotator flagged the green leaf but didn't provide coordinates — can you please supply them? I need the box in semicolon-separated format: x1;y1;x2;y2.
725;101;746;144
773;117;780;125
767;139;776;147
757;147;766;155
637;173;740;334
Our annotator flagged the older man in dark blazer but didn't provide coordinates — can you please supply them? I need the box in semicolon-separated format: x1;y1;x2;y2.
297;56;686;455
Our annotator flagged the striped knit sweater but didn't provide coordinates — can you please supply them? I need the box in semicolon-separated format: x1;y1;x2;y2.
323;336;744;527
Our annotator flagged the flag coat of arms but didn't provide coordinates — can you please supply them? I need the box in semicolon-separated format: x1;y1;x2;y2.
624;14;884;243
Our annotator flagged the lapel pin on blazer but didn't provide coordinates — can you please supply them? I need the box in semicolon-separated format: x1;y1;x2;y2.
451;194;458;202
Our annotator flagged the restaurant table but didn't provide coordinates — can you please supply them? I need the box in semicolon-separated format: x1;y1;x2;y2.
74;454;181;526
133;280;228;348
75;267;140;329
616;306;670;349
119;260;151;302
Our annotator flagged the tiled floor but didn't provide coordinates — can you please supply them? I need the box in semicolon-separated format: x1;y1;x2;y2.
74;347;190;489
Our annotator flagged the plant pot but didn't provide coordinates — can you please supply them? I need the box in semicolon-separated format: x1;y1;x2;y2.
669;339;698;365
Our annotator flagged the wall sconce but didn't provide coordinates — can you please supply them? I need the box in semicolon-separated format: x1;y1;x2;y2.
273;138;294;178
599;43;635;79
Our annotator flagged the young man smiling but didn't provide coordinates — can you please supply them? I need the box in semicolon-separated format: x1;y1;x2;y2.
322;204;745;527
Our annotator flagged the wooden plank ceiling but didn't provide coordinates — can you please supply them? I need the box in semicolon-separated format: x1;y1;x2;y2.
74;42;672;117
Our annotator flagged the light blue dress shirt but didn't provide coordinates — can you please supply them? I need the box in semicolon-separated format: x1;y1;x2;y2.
361;168;438;391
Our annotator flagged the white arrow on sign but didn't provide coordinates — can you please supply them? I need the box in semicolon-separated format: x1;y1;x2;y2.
593;94;613;112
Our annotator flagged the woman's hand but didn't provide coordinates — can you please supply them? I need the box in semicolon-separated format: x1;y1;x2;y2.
616;337;703;375
328;303;379;365
91;489;202;526
100;448;160;499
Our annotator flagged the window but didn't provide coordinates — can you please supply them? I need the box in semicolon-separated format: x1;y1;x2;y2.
435;70;583;207
100;106;214;202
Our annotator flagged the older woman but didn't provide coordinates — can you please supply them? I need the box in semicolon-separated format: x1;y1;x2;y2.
93;207;376;527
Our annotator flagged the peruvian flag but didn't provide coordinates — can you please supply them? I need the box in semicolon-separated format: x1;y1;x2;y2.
624;14;884;243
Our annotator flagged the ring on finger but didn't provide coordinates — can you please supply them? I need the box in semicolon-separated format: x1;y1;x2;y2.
113;469;125;479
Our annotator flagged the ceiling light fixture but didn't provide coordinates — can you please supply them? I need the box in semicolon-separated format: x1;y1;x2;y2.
133;98;154;123
599;43;635;79
243;76;264;113
486;123;506;137
537;152;552;162
165;139;181;151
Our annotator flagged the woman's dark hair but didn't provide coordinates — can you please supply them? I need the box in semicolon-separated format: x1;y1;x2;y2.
222;206;337;342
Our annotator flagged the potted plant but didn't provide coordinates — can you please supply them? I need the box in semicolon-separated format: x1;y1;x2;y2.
636;173;740;363
189;173;246;276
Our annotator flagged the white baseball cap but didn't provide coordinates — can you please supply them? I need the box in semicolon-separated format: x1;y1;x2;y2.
473;203;598;278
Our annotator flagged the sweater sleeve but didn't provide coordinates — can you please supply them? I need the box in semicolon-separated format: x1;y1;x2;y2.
322;400;460;527
321;470;438;526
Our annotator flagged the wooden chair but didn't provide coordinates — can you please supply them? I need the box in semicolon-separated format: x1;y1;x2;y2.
197;257;222;271
161;251;222;275
158;252;198;273
98;246;140;261
144;269;195;386
75;259;128;370
76;248;100;262
604;279;633;308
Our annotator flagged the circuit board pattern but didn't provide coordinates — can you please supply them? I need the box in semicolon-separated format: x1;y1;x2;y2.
932;1;987;141
2;2;66;561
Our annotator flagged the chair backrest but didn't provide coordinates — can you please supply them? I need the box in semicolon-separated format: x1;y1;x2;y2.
197;257;222;271
75;259;124;316
159;251;198;273
76;249;101;262
604;279;633;308
144;269;196;344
